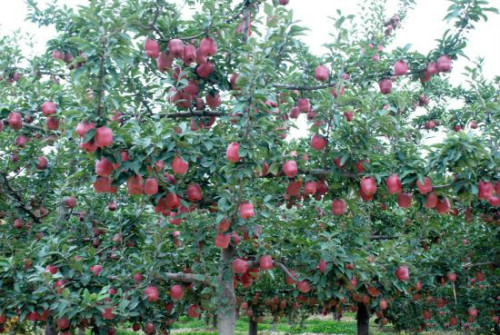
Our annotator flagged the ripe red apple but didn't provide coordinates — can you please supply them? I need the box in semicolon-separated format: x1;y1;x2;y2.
331;85;345;98
319;259;327;273
478;181;493;200
311;134;327;150
394;60;408;75
143;323;154;335
416;177;433;194
186;183;202;202
145;285;159;302
57;317;70;330
260;255;273;270
206;93;221;109
169;284;184;300
182;44;197;65
94;126;113;147
46;117;60;131
332;199;347;216
489;196;500;207
15;135;28;148
14;218;24;229
41;101;57;116
314;65;329;82
435;196;450;215
168;39;184;58
279;0;289;5
286;180;301;197
127;175;144;195
398;193;412;208
437;55;452;72
144;178;158;195
425;120;437;129
62;196;77;208
36;156;48;170
379;79;392;94
287;106;300;119
144;39;160;58
297;280;311;293
157;52;173;72
199;37;217;57
297;99;311;113
344;111;354;122
425;192;438;208
386;174;402;194
133;273;143;283
172;156;189;174
215;234;230;248
95;157;115;177
218;218;231;233
196;61;214;78
361;177;377;196
226;142;240;163
240;202;254;219
304;181;317;195
233;258;248;274
90;264;102;276
188;305;201;318
8;111;23;130
283;160;298;178
395;265;410;281
379;298;388;310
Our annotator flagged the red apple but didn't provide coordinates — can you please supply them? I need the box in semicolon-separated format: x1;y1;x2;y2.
226;142;240;163
478;181;493;200
344;111;354;122
282;160;298;178
425;192;438;208
172;156;189;174
314;65;329;82
144;178;158;195
297;99;310;113
94;126;113;147
240;202;254;219
196;61;214;78
157;52;173;72
145;285;159;302
144;39;160;58
395;265;410;281
41;101;57;116
297;280;311;293
95;157;115;177
182;44;197;65
62;196;77;208
36;156;48;170
311;134;327;150
233;258;248;274
260;255;273;270
90;264;102;276
168;39;184;58
416;177;433;194
319;259;327;273
331;199;347;216
8;112;22;130
170;284;184;300
127;175;144;195
386;174;402;194
398;193;412;208
304;181;317;195
394;60;408;76
379;79;392;94
361;177;377;196
437;55;452;72
199;37;217;57
187;184;202;202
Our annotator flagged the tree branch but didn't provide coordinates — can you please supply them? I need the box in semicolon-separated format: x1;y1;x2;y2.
163;272;212;285
0;172;41;223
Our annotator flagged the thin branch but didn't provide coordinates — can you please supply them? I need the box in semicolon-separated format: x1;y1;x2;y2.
0;172;41;223
463;261;498;269
274;261;295;280
162;272;212;285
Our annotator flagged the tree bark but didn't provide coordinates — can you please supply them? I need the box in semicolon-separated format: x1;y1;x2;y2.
248;318;258;335
217;246;236;335
356;303;370;335
44;323;57;335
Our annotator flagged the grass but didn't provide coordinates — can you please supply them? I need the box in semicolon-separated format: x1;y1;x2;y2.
114;313;459;335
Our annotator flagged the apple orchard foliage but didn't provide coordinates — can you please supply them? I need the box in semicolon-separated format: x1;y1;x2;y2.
0;0;499;334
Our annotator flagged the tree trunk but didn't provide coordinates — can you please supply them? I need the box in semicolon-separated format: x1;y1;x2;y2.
248;318;258;335
217;246;236;335
356;303;370;335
